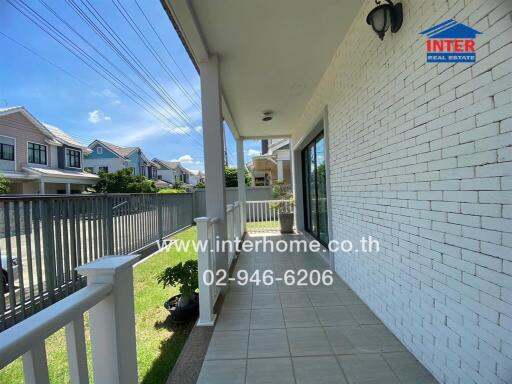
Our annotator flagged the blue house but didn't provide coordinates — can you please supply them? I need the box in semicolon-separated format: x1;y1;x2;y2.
84;140;158;179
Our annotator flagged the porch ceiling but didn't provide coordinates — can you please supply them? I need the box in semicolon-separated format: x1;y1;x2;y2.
164;0;362;139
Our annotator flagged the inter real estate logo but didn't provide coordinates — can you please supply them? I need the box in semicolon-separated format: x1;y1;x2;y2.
420;19;481;63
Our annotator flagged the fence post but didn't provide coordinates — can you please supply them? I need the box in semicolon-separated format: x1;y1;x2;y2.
194;217;215;326
157;195;163;242
77;255;139;384
104;197;114;255
41;199;56;303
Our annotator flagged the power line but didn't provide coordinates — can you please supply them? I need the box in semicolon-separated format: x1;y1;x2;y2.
132;0;200;101
7;0;204;153
111;0;201;112
0;31;92;89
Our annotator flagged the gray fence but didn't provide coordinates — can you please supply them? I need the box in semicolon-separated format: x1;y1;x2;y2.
0;193;194;331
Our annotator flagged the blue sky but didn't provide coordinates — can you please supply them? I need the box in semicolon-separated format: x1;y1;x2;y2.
0;0;261;171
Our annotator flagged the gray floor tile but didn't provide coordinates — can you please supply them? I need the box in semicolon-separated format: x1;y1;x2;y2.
248;328;290;358
335;290;364;305
224;293;252;309
315;306;357;326
338;354;400;384
283;307;321;328
347;305;382;325
280;291;312;308
252;292;281;309
324;326;363;355
383;351;436;382
246;357;295;384
287;327;333;356
307;291;343;307
293;356;348;384
197;359;246;384
206;330;249;360
250;308;285;329
216;309;251;330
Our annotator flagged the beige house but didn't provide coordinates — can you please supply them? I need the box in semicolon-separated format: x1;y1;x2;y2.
0;106;97;194
248;139;291;186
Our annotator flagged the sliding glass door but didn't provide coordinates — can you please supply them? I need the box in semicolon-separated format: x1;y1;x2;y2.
302;130;329;245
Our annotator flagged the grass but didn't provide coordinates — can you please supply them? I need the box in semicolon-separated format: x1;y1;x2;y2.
0;226;198;384
246;220;280;232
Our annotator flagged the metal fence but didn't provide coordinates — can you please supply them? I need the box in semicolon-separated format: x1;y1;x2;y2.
0;193;194;331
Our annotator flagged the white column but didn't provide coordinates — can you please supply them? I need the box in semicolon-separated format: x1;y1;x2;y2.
200;54;227;287
77;255;139;384
291;143;304;231
39;180;45;195
65;183;71;195
236;138;247;232
277;160;284;182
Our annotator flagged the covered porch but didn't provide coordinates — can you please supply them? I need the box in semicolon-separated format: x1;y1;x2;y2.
196;233;437;384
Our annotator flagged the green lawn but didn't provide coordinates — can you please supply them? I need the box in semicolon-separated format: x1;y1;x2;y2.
246;220;280;232
0;226;198;384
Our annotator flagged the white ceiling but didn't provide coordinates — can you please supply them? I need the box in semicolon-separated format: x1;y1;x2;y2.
183;0;363;138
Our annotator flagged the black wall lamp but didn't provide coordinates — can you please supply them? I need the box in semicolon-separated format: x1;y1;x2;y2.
366;0;403;40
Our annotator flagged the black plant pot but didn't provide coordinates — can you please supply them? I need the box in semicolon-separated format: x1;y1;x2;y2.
164;293;199;323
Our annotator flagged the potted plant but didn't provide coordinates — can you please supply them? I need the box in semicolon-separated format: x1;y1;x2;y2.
157;260;199;323
271;181;295;233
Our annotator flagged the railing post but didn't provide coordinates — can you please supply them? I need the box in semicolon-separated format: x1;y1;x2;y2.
65;315;89;384
194;217;215;326
77;255;139;384
22;340;49;384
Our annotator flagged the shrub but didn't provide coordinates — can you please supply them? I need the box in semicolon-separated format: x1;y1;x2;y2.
157;260;198;307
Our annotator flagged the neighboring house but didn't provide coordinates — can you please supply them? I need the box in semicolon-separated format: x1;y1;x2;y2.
152;158;190;184
248;139;291;186
84;140;158;179
186;169;204;185
0;106;98;194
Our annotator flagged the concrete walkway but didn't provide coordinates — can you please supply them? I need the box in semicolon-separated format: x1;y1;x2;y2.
197;233;438;384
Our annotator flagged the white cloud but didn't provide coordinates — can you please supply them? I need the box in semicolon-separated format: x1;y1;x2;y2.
164;126;192;135
194;126;202;133
88;110;111;124
171;154;194;163
247;149;261;157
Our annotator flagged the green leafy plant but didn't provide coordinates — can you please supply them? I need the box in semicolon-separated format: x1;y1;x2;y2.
0;173;11;194
194;181;206;189
173;180;186;189
158;188;187;194
270;181;295;213
224;166;251;187
94;168;157;193
157;260;198;307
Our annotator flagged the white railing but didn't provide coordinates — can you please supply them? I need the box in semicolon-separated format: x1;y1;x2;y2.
195;200;244;326
246;199;293;232
0;255;139;384
226;201;243;267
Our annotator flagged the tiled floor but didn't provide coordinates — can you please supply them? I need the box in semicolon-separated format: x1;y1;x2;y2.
197;233;438;384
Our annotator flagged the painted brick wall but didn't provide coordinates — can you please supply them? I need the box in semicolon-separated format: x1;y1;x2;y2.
296;1;512;383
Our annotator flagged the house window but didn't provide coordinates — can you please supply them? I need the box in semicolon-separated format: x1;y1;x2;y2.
66;148;81;168
28;142;47;165
98;166;109;173
84;167;94;173
157;175;162;180
96;147;103;154
0;143;14;161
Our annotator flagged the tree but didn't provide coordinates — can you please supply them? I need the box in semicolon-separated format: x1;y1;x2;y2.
0;173;10;194
94;168;157;193
224;166;251;187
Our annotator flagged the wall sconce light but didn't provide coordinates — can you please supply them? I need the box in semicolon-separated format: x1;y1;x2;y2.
366;0;403;40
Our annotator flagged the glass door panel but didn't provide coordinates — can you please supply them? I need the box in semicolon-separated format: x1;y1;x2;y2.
302;129;329;245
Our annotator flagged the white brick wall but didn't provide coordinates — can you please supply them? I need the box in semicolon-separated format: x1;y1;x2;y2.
294;1;512;383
